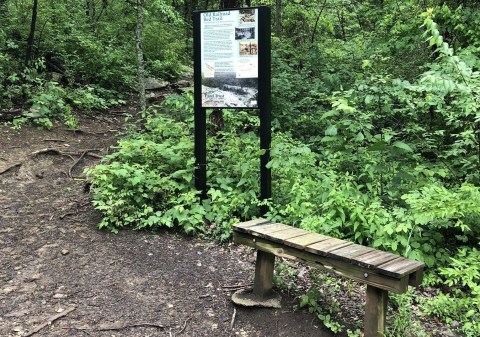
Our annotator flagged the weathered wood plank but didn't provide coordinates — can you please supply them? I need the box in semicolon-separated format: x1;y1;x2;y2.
364;285;388;337
328;244;375;262
234;218;271;229
251;223;293;235
233;231;409;293
253;250;275;298
351;250;400;269
284;233;330;250
305;238;353;255
377;258;425;278
264;228;310;242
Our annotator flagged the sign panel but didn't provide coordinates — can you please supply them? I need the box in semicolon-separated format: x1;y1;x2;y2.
200;8;259;108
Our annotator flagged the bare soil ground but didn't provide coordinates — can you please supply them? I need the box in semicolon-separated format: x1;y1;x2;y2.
0;113;337;337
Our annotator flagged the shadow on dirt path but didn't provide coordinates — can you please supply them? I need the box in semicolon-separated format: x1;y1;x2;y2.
0;114;336;337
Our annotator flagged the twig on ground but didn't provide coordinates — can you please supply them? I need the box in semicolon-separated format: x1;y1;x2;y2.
68;322;165;332
23;306;76;337
68;150;89;178
222;283;253;290
174;317;191;336
59;212;77;219
31;148;75;161
43;139;66;142
230;308;236;330
97;322;165;331
0;163;22;175
60;128;119;135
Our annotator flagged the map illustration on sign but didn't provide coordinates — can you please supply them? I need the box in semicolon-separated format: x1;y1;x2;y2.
200;9;259;108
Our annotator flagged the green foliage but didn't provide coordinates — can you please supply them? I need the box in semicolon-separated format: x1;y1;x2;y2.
86;111;201;233
273;261;299;292
298;284;344;334
387;290;426;337
419;247;480;337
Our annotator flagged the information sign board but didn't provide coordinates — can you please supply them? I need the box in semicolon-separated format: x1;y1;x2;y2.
198;8;260;108
193;7;271;211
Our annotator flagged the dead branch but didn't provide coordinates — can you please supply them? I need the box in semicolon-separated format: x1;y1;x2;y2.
72;322;165;331
30;148;103;175
68;150;89;178
230;308;236;330
23;306;76;337
222;283;253;290
60;128;119;135
0;163;22;175
30;148;75;161
43;139;66;142
174;317;191;336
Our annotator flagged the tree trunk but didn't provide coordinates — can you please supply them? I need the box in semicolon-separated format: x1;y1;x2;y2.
275;0;282;37
25;0;38;66
310;0;327;45
135;0;146;112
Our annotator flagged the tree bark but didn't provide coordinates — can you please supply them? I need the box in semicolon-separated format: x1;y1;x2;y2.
25;0;38;66
275;0;282;37
135;0;146;112
310;0;328;45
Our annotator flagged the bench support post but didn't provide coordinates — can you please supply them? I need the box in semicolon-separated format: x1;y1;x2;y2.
364;285;388;337
253;250;275;297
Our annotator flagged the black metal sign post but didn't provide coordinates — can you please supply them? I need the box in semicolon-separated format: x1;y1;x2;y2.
193;6;271;214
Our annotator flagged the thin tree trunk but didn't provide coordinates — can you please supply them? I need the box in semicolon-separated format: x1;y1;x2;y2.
25;0;38;66
310;0;327;45
275;0;282;37
135;0;146;112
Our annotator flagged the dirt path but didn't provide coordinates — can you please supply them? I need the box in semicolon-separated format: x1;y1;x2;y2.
0;114;335;337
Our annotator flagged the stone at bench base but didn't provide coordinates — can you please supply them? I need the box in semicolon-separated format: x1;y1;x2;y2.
232;288;282;309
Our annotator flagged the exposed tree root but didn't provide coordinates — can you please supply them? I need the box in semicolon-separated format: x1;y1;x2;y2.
0;163;22;175
23;306;76;337
29;148;103;178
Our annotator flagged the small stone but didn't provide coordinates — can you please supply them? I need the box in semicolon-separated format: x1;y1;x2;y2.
196;262;202;267
53;293;66;299
61;249;69;255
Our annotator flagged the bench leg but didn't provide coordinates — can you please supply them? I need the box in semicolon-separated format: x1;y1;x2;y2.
364;285;388;337
253;250;275;297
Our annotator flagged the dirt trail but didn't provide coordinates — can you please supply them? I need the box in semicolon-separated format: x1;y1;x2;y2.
0;113;334;337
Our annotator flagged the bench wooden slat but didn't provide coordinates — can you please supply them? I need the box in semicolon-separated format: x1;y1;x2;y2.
328;244;376;262
377;258;425;278
234;218;271;229
305;238;353;255
265;228;312;242
351;250;400;269
284;233;330;249
243;223;292;236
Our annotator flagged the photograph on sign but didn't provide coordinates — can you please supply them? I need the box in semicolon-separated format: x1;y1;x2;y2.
200;9;259;108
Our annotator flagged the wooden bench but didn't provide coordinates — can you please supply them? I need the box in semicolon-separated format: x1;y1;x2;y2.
232;219;425;337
